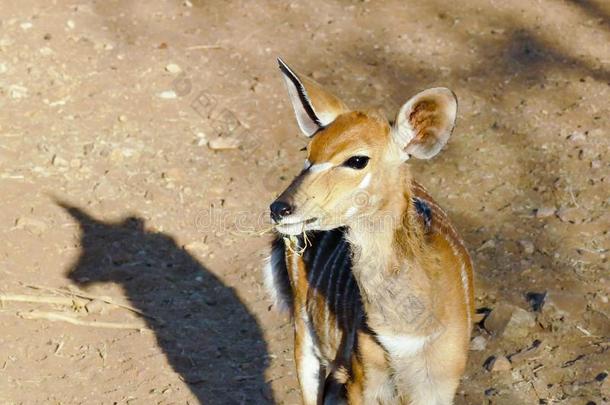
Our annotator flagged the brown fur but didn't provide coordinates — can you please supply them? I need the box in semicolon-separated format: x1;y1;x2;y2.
272;64;472;404
283;180;473;404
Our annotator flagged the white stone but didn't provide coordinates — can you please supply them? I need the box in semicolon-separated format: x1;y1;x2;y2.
165;63;181;74
568;131;586;142
158;90;177;99
9;85;28;99
470;335;487;351
208;137;240;150
535;206;555;218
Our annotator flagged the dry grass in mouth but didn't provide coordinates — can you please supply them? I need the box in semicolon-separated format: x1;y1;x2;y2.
255;214;313;257
284;229;311;257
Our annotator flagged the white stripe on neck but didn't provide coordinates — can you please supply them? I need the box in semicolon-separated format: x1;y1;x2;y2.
358;173;372;189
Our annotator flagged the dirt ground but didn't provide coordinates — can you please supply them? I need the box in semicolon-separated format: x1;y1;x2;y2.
0;0;608;404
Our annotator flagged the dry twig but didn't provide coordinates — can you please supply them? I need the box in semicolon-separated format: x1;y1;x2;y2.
21;283;162;323
18;310;150;331
0;293;87;307
186;44;223;50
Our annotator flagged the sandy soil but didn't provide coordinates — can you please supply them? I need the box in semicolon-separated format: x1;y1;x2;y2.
0;0;608;404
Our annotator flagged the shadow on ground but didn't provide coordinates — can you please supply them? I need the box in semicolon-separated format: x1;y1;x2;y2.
58;202;273;405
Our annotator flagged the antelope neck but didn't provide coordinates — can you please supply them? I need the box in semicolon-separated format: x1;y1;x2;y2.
346;169;409;277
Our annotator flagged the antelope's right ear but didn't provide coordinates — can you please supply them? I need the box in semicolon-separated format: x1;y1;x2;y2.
278;58;348;137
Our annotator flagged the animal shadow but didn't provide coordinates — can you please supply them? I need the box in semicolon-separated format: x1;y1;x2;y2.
59;202;273;404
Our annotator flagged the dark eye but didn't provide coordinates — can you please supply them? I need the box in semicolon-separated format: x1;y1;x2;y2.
343;155;370;170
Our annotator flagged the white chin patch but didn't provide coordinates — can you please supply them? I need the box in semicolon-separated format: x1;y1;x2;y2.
275;222;307;236
275;218;321;235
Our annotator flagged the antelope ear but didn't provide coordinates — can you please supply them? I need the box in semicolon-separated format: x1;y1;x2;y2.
392;88;458;160
278;58;348;137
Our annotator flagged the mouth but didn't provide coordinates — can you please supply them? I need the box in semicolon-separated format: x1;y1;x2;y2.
274;217;318;236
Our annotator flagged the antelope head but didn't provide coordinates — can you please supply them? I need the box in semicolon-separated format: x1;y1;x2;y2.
270;58;458;236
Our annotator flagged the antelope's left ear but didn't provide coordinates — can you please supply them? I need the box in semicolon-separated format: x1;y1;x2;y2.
392;87;458;160
278;58;348;137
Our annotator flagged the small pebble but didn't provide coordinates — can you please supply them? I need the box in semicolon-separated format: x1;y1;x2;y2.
535;206;556;218
484;388;497;396
85;299;107;315
162;168;184;182
208;137;240;150
83;143;94;156
196;132;208;146
487;355;511;372
470;335;487;351
544;290;588;319
9;85;28;99
567;131;586;142
478;239;495;251
557;207;584;224
519;240;535;255
51;155;68;166
20;21;33;30
109;149;124;162
158;90;177;99
509;340;542;363
14;216;48;234
165;63;181;74
484;303;535;340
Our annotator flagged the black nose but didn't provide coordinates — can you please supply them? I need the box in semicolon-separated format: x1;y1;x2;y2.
270;201;293;223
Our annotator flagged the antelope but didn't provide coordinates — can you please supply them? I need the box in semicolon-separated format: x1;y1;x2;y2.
265;58;474;405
